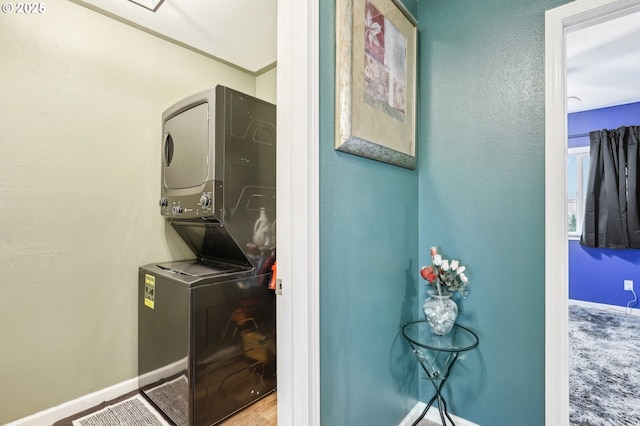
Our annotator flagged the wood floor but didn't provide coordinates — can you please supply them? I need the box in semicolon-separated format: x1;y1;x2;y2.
220;392;277;426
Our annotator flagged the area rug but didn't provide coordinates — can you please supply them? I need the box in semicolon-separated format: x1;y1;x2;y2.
71;394;170;426
143;375;188;426
569;305;640;426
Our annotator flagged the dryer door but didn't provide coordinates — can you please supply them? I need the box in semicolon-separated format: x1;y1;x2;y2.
163;102;209;190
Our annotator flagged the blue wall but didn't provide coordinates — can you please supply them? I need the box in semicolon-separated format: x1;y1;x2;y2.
319;0;421;425
568;102;640;307
417;1;569;424
568;102;640;148
569;240;640;306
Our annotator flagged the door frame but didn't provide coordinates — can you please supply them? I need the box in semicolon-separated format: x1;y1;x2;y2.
275;0;320;425
544;0;640;423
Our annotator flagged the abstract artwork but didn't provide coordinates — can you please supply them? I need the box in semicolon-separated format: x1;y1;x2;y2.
336;0;417;169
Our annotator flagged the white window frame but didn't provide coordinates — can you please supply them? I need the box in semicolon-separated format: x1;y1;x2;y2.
567;146;589;240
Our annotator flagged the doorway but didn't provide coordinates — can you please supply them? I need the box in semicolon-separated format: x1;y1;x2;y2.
545;0;640;423
275;1;320;425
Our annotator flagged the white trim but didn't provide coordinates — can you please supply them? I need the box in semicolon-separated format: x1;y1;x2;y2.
137;357;187;388
545;1;640;424
567;146;590;238
127;0;164;12
567;146;589;155
545;5;570;423
275;0;320;425
398;402;480;426
5;377;139;426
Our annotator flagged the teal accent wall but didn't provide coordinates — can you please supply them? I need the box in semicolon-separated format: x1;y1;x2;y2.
319;0;420;424
321;0;578;424
417;1;570;424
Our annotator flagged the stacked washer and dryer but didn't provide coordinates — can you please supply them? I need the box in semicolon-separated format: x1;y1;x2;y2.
138;86;277;426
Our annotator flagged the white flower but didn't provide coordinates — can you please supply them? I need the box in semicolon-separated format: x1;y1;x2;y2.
441;259;450;271
421;248;471;298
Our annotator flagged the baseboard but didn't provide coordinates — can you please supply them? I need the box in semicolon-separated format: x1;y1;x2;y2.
138;357;188;389
399;402;480;426
569;299;640;316
5;377;139;426
9;380;479;426
6;357;191;426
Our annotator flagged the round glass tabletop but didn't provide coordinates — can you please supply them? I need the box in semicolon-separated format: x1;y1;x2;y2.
402;321;479;352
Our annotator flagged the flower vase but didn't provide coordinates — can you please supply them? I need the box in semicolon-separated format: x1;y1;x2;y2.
422;291;458;335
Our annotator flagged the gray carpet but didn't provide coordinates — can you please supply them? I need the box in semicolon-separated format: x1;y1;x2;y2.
569;305;640;426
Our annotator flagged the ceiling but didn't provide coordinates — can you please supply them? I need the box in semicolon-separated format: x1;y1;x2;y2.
567;10;640;113
74;0;277;74
74;1;638;111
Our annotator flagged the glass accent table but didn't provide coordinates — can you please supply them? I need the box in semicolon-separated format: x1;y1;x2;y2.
402;321;479;426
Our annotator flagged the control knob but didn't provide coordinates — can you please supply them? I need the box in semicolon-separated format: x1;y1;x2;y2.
200;194;212;208
159;198;168;207
172;205;183;215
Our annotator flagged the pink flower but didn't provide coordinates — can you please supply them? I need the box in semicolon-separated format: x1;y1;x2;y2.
420;266;437;283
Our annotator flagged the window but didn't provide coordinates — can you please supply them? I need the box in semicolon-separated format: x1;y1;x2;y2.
567;146;589;238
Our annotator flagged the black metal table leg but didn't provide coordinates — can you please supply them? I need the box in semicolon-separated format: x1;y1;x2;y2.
412;348;460;425
411;393;438;426
402;322;479;426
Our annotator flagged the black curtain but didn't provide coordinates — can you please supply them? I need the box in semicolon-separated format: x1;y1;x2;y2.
581;126;640;248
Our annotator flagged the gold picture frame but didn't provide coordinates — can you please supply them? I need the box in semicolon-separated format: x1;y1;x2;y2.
335;0;418;169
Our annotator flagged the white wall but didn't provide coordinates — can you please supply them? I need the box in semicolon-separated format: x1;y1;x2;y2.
0;0;267;422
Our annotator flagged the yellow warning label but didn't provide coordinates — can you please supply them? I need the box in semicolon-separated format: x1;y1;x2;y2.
144;274;155;309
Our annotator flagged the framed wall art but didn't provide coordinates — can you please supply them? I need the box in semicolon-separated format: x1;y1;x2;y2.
335;0;418;169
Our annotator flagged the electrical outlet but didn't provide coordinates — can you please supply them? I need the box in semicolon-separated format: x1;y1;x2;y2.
624;280;634;291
